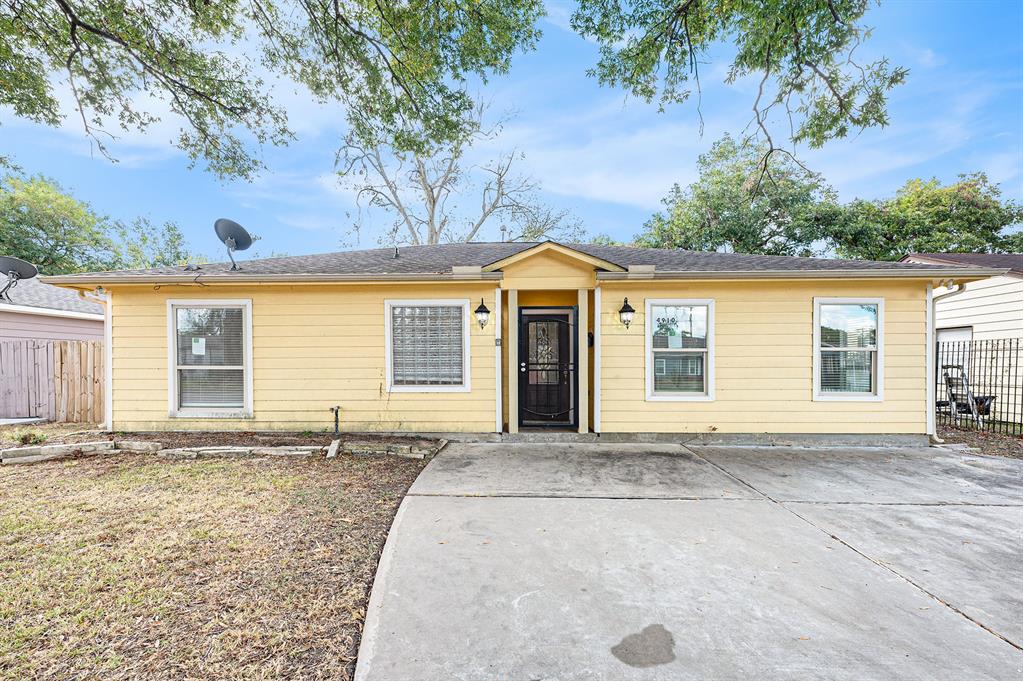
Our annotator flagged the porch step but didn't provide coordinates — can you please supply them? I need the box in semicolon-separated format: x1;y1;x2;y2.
501;432;602;443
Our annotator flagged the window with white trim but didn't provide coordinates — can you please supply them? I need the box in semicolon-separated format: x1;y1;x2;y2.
814;299;882;399
387;301;469;390
170;302;250;413
646;300;714;399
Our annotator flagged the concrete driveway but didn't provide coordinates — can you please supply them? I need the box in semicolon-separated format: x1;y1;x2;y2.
356;443;1023;681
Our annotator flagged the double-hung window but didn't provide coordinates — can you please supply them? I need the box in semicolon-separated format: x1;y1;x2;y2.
386;300;470;392
813;298;883;401
646;299;714;401
168;300;252;417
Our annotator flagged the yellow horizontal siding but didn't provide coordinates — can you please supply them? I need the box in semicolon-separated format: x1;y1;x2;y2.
500;251;596;290
109;284;497;433
598;280;928;434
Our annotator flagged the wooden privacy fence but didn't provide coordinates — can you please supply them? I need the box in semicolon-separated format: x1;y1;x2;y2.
0;340;103;423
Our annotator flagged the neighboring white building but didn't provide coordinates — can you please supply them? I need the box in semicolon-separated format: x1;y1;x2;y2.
902;253;1023;341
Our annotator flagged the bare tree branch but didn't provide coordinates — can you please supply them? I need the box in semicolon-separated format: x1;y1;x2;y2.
335;103;578;245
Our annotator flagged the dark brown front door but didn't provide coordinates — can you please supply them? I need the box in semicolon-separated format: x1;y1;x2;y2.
519;310;576;428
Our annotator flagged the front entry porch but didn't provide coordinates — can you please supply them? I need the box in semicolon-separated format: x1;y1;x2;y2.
503;288;592;434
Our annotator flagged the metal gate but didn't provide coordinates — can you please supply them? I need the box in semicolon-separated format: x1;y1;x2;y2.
518;308;577;428
936;339;1022;435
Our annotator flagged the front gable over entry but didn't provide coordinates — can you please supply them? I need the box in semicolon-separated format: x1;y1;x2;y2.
485;241;625;290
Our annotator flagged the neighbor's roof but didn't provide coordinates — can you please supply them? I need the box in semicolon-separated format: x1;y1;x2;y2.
39;241;1006;286
902;252;1023;277
0;276;104;316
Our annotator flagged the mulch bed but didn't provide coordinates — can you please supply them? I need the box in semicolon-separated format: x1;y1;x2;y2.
939;426;1023;460
0;452;428;680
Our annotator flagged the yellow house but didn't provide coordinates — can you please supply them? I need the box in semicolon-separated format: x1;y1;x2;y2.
43;242;1003;444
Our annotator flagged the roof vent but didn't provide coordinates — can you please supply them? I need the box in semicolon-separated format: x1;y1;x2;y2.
393;246;400;259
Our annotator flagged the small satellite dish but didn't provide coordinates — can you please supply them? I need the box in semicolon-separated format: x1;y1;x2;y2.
214;218;253;271
0;256;38;302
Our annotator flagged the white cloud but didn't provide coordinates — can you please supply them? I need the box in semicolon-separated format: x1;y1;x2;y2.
542;1;574;34
475;94;743;209
905;45;945;69
972;149;1023;191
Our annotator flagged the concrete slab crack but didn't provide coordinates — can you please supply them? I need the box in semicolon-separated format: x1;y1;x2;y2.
682;444;1023;654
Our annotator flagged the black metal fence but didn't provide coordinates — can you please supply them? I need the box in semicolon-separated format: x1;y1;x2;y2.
936;339;1023;435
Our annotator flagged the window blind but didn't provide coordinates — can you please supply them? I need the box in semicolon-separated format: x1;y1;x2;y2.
391;305;464;386
175;307;245;408
818;303;878;394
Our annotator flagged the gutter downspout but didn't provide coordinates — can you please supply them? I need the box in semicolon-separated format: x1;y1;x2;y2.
928;281;969;444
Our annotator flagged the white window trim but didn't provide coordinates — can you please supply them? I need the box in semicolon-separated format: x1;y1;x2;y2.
813;297;884;402
645;298;715;402
166;299;253;418
384;299;472;393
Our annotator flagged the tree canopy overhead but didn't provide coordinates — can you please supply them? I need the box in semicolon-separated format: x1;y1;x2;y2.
1;0;543;178
2;1;902;182
573;0;907;184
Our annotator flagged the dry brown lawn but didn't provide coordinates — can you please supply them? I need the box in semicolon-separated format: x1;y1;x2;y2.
0;422;103;447
939;426;1023;460
0;453;426;680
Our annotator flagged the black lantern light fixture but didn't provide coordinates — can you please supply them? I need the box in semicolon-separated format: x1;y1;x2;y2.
474;298;491;329
618;297;635;329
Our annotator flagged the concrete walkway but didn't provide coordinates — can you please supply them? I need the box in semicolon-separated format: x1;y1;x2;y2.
356;443;1023;681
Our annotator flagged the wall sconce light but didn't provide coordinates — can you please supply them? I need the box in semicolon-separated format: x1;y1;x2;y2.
474;298;491;329
618;298;635;328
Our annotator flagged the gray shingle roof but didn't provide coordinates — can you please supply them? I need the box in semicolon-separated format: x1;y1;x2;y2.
0;277;104;315
904;252;1023;276
573;244;955;272
40;241;996;283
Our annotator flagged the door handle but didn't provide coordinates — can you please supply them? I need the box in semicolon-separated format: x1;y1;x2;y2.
520;362;526;372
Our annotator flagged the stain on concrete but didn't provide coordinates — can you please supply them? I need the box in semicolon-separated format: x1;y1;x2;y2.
611;624;676;668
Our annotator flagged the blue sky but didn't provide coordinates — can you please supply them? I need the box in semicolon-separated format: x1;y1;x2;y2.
3;0;1022;260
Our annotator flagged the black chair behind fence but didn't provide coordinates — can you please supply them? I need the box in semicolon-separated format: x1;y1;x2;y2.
936;339;1023;435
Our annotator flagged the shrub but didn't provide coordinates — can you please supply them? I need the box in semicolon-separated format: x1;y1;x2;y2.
16;431;47;446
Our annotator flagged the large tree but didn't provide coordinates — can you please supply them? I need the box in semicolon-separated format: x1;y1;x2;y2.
2;1;900;181
338;105;581;245
0;175;196;273
572;0;906;188
828;173;1023;260
1;0;543;177
637;135;840;256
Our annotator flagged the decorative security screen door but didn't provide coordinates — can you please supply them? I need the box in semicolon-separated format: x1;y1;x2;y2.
519;310;576;428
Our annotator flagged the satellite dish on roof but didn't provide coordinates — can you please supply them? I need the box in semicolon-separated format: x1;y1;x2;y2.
0;255;38;302
214;218;253;271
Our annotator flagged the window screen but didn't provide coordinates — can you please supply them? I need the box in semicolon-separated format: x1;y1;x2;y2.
650;303;709;395
818;303;878;394
390;305;465;386
174;307;245;408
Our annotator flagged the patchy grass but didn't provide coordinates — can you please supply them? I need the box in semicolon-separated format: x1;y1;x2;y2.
0;423;102;447
939;426;1023;460
0;453;426;680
